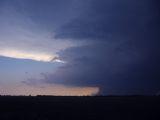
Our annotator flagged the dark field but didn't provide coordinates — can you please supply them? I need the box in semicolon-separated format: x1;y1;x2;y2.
0;96;160;120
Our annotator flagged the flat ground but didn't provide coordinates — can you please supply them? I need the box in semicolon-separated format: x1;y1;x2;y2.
0;96;159;120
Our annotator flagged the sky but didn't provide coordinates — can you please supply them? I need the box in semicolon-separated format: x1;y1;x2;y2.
0;0;159;96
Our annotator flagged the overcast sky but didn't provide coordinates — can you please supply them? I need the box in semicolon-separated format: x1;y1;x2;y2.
0;0;159;96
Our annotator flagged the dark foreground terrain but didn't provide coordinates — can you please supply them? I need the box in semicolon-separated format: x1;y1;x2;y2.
0;96;160;120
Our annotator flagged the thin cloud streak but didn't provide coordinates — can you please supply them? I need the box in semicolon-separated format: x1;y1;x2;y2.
0;49;53;62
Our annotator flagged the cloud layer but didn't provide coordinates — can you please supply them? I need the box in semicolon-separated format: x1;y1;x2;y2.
0;2;77;62
1;0;160;95
39;0;160;95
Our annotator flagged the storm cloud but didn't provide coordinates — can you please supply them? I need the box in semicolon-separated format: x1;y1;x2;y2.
1;0;159;95
40;0;160;95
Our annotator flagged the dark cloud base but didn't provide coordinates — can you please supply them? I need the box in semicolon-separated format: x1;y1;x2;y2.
38;0;160;95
